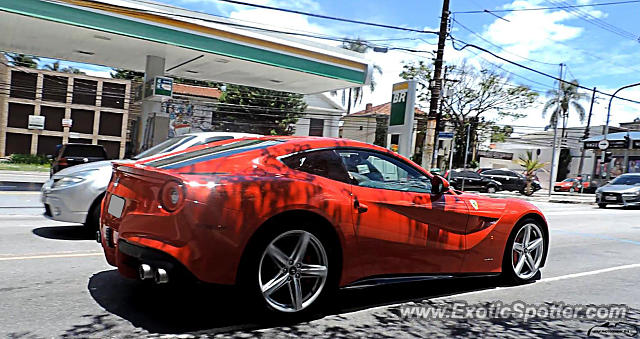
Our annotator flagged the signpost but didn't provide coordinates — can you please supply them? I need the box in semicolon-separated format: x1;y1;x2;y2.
598;139;610;150
144;76;173;99
27;115;45;130
438;132;454;139
387;80;417;158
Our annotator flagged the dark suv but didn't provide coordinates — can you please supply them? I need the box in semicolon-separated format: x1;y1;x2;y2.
446;169;502;193
50;143;108;176
480;169;541;195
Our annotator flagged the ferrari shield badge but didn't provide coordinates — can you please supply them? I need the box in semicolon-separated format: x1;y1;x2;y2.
469;199;479;210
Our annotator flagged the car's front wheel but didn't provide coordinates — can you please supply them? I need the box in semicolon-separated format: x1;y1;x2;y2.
486;185;497;193
502;219;546;284
242;225;336;314
598;203;607;209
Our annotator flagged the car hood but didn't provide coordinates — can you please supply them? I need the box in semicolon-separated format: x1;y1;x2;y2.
555;182;573;186
598;185;640;193
53;159;134;177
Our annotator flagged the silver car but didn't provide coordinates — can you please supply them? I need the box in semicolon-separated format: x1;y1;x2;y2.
41;132;259;229
596;173;640;208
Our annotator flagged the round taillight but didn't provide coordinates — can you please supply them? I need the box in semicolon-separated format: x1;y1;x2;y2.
160;181;184;212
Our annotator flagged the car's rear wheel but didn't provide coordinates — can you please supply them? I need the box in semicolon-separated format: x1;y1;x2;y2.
569;187;575;193
241;225;336;314
598;203;607;209
502;219;545;284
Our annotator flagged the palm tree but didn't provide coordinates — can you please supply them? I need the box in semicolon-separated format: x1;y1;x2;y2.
44;61;62;72
516;151;548;196
5;53;39;68
334;39;383;114
542;80;588;140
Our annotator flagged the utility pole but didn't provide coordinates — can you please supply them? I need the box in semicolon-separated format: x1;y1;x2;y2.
577;87;596;175
462;123;471;191
429;0;450;169
603;82;640;180
548;63;563;197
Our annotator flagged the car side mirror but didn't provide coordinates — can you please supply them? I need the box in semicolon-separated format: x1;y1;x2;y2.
431;175;450;195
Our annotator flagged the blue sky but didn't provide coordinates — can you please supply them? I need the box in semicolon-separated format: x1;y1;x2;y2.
38;0;640;129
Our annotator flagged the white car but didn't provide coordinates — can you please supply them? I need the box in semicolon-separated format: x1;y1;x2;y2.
41;132;259;229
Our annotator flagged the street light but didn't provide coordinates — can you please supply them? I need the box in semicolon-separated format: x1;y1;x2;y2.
602;82;640;179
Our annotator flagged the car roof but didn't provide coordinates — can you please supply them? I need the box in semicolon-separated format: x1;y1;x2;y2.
184;132;261;138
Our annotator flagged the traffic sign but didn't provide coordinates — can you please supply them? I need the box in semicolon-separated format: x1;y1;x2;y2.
438;132;454;139
598;139;610;150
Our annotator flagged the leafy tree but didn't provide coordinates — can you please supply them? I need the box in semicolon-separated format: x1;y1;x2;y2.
216;84;307;135
542;79;588;140
5;53;39;68
515;151;548;196
111;68;144;81
400;61;538;166
489;124;514;143
334;39;383;114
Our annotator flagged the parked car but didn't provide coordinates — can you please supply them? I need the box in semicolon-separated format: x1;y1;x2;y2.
50;143;108;176
595;173;640;208
480;169;541;195
554;177;596;193
100;136;549;315
41;132;258;229
445;169;502;193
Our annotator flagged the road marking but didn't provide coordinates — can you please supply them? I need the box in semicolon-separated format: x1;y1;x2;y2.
552;229;640;245
0;252;102;261
0;191;41;195
545;210;627;216
338;263;640;317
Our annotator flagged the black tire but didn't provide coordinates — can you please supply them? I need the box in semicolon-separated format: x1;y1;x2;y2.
486;185;497;194
238;221;339;315
598;203;607;209
84;195;104;231
501;218;546;285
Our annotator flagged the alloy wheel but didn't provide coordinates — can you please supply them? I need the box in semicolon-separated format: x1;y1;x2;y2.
511;223;544;280
258;230;328;313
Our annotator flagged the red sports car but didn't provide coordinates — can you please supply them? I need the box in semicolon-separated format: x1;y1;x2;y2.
99;136;548;314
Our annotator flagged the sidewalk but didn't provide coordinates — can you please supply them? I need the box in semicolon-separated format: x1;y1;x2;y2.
482;189;595;205
0;170;49;183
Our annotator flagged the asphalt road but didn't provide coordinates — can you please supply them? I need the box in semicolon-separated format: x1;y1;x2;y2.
1;193;639;338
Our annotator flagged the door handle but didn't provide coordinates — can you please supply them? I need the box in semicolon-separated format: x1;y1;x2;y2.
354;199;368;213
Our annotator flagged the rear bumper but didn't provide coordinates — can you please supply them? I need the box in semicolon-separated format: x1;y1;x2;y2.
115;239;196;281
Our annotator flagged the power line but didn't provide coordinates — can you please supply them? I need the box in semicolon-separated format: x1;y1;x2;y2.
545;0;639;42
211;0;438;34
450;36;640;105
453;0;640;14
450;17;558;66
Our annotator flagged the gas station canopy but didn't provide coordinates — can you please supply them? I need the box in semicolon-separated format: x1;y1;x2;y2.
0;0;372;94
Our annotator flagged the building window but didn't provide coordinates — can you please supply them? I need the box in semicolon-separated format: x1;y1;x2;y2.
5;133;32;155
40;106;64;131
101;82;126;109
99;112;123;137
98;140;121;159
37;135;63;156
309;118;324;137
42;75;68;103
70;109;94;134
10;71;37;100
7;103;34;129
72;79;97;106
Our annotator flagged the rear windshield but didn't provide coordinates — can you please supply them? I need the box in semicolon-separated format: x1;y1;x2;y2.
62;145;106;158
133;135;196;160
144;139;280;169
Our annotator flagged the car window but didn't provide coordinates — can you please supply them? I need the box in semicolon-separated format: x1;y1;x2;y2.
203;136;234;144
461;171;481;179
482;170;501;175
337;150;431;193
281;150;349;183
62;145;107;158
133;135;195;160
610;175;640;185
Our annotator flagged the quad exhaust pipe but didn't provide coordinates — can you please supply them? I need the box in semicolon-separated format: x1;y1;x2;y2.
138;264;169;284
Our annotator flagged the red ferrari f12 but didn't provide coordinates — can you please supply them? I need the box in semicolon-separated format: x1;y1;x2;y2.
99;137;548;314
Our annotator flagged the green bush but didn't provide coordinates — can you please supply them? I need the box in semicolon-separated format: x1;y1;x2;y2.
9;154;50;165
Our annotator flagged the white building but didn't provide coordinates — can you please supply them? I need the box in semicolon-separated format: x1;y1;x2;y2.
293;93;345;138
